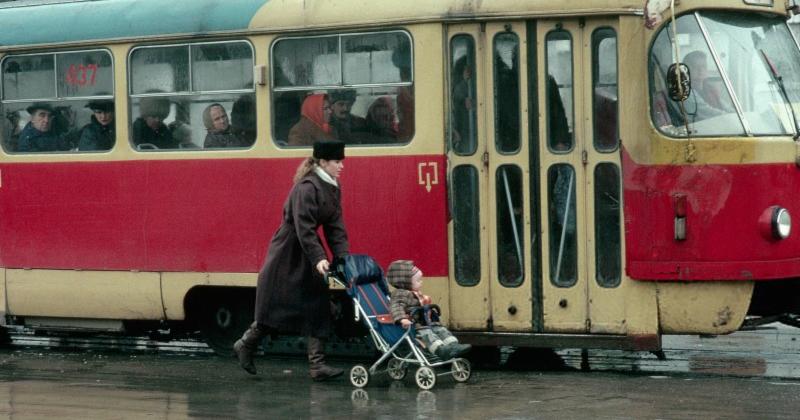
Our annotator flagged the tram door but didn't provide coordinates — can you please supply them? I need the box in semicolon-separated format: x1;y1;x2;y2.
447;22;533;331
537;18;625;333
447;18;625;334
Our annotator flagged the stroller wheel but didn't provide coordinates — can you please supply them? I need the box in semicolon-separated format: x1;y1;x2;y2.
350;364;370;388
387;359;407;380
451;358;472;382
414;366;436;390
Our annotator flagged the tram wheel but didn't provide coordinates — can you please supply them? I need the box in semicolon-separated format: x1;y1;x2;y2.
350;364;370;388
191;288;254;356
415;366;437;390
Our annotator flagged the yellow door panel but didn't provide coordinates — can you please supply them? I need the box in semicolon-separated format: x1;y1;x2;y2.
485;21;532;331
447;23;492;330
6;269;163;320
538;19;588;332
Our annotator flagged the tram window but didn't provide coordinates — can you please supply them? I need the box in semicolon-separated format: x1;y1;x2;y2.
272;36;340;88
548;164;577;287
648;14;746;137
594;163;621;288
452;164;481;287
496;165;524;287
271;31;414;146
2;54;55;100
129;41;256;151
494;32;521;154
546;30;574;152
592;28;619;152
699;12;800;136
450;35;478;156
1;50;115;153
343;32;411;85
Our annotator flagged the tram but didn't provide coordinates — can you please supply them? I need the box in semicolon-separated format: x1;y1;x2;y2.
1;0;799;355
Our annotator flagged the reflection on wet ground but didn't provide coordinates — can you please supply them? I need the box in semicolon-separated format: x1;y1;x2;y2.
555;323;800;379
1;350;799;419
1;324;800;418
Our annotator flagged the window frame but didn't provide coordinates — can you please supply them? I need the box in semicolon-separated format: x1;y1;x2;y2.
128;39;256;98
269;29;414;92
1;48;115;103
1;48;115;155
126;39;256;152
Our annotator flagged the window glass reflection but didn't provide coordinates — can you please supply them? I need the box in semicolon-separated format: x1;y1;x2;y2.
548;164;577;287
594;163;621;287
453;165;481;286
450;35;477;156
496;165;524;286
546;31;573;152
592;28;619;152
494;32;520;154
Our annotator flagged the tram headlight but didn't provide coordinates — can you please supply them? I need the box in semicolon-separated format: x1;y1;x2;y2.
773;207;791;240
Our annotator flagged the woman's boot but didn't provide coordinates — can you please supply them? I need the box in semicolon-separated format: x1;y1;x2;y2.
307;336;343;381
233;322;265;375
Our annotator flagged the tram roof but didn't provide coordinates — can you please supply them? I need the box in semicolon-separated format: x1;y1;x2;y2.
0;0;650;48
0;0;782;49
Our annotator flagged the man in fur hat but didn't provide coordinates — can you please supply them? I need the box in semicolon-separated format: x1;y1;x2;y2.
328;89;366;143
132;96;177;150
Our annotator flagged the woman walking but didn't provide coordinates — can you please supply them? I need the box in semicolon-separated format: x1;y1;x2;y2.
234;140;349;381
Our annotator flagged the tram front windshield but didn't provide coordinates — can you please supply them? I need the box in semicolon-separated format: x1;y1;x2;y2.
650;11;800;137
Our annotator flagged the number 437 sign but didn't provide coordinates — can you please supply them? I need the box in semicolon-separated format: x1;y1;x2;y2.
65;63;98;87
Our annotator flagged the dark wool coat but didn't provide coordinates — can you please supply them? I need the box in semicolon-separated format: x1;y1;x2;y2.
255;172;349;337
78;117;115;151
17;123;71;152
131;118;177;149
203;130;248;148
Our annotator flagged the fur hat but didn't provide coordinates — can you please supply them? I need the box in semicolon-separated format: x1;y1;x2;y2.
139;97;170;119
313;140;345;160
329;89;356;104
386;260;416;290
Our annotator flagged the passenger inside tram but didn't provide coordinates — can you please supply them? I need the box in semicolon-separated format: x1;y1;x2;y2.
328;89;367;143
78;99;115;151
17;103;73;152
359;96;398;144
202;103;246;148
132;96;177;150
230;94;256;147
451;56;474;150
3;110;22;152
287;93;336;146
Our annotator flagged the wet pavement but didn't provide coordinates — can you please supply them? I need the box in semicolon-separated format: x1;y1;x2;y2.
0;324;799;418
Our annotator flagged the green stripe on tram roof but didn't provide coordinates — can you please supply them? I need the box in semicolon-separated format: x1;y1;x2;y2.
0;0;270;47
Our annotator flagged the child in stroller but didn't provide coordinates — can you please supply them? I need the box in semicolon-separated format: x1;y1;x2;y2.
329;254;472;390
386;260;471;360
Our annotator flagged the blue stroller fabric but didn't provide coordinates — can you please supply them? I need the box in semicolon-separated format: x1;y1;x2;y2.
335;255;406;345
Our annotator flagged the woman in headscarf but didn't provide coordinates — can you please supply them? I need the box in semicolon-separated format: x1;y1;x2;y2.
362;96;399;143
287;94;336;146
234;140;349;382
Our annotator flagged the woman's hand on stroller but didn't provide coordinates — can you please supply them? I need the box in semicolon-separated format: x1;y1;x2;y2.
400;318;412;329
316;259;330;275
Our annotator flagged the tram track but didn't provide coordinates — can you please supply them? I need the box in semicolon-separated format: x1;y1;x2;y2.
4;324;799;379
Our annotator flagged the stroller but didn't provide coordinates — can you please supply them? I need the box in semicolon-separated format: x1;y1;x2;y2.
328;254;471;390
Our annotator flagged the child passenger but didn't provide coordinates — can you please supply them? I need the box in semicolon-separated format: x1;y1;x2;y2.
387;260;471;360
